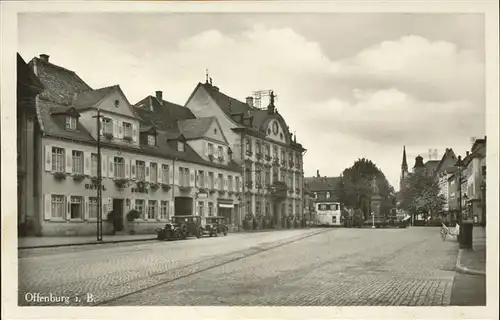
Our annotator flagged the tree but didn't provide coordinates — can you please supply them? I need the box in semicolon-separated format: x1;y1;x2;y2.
399;172;446;221
337;158;394;220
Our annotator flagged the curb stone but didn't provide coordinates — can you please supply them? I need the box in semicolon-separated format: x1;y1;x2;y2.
18;237;157;250
455;248;486;276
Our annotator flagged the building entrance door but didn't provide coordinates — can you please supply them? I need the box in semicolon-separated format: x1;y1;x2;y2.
175;197;193;216
112;199;124;232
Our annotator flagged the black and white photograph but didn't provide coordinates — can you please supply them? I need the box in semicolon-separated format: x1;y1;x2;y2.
1;1;498;319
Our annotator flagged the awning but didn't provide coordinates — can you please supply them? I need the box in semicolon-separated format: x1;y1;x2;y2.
219;203;234;208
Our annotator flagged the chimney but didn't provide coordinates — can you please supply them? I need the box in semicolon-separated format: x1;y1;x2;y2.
466;151;470;157
317;170;320;178
155;91;163;101
246;96;254;108
39;54;49;62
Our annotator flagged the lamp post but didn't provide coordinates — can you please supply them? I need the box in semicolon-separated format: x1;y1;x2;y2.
92;109;103;242
371;212;375;228
455;155;464;240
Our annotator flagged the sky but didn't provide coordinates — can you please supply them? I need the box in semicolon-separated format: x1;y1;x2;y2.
18;13;486;190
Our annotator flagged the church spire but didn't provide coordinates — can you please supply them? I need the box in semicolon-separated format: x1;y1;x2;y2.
401;145;408;171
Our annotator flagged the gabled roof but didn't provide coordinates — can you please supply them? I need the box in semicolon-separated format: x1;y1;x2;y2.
177;117;215;140
134;95;195;131
434;148;457;177
199;82;254;116
17;53;44;93
304;176;340;191
29;56;92;106
73;85;116;109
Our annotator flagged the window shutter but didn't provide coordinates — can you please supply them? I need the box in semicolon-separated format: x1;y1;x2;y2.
44;194;52;220
83;152;91;175
132;123;138;142
189;171;195;187
145;161;150;182
66;195;71;220
109;157;114;178
205;172;209;189
45;145;52;171
113;119;118;138
156;201;160;221
174;168;179;186
99;118;104;136
118;120;123;139
224;177;228;190
170;201;175;216
131;159;136;180
130;199;135;213
65;149;72;174
169;166;173;184
101;155;108;177
214;175;219;190
84;196;89;220
125;158;130;179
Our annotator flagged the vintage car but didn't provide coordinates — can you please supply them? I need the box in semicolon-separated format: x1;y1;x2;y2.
202;216;228;237
157;215;202;240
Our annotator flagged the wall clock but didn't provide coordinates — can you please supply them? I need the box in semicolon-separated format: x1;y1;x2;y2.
272;121;279;135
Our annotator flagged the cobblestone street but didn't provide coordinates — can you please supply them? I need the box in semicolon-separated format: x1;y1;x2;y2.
19;227;460;306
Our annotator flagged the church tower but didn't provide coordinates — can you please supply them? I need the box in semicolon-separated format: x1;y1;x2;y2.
400;146;409;191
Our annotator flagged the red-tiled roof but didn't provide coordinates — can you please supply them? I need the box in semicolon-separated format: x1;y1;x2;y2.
73;86;116;109
134;95;195;131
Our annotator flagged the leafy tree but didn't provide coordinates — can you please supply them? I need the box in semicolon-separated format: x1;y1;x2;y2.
398;171;446;220
337;158;394;220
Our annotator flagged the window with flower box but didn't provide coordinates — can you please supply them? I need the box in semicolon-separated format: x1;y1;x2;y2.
288;173;293;188
218;174;224;190
72;150;84;174
114;157;125;178
51;147;65;172
136;160;146;181
272;166;278;182
217;146;224;160
235;177;240;192
245;168;252;183
228;175;233;191
256;198;261;214
102;117;113;135
265;144;270;158
209;172;214;189
208;143;214;156
91;153;98;177
265;169;270;185
150;163;158;182
123;122;132;139
198;170;205;188
179;167;189;187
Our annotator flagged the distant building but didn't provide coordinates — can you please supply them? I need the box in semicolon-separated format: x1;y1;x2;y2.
462;137;486;224
304;170;340;203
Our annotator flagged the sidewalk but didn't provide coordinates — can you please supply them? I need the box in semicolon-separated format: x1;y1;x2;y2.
455;226;486;275
450;226;487;306
18;234;157;249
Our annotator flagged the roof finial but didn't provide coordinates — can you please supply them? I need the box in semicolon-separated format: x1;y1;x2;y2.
270;90;275;106
209;77;213;85
205;69;209;84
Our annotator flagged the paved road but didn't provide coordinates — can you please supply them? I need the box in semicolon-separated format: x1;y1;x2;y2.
19;227;460;306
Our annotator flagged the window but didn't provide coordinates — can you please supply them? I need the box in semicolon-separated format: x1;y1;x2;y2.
198;201;204;216
288;173;293;187
198;170;205;187
296;204;300;216
246;139;252;153
256;141;262;154
66;116;77;130
272;166;278;182
89;197;98;219
114;99;120;107
326;192;331;199
217;146;223;159
265;144;270;157
160;201;169;220
265;202;270;215
228;175;233;191
114;157;125;178
332;216;337;223
273;146;278;158
208;143;214;156
70;196;83;219
51;195;65;219
135;199;145;218
150;163;158;182
177;141;185;152
136;160;146;181
51;147;65;172
161;164;169;184
123;122;132;138
228;148;233;161
256;198;261;214
209;172;214;189
179;167;190;186
147;200;156;220
280;170;285;182
208;202;214;217
256;170;262;183
265;170;270;185
148;134;156;146
288;203;293;215
72;150;83;174
281;148;286;161
295;175;299;189
102;117;113;135
314;192;318;199
218;174;224;190
235;177;240;192
245;168;252;182
91;153;98;177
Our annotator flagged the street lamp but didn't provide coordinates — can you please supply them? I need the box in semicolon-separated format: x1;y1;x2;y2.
455;155;464;239
371;212;375;228
92;109;103;242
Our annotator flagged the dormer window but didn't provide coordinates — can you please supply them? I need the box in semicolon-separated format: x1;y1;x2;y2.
65;116;77;130
147;134;156;146
177;141;185;152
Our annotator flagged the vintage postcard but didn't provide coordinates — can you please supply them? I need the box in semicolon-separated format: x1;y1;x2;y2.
1;1;498;319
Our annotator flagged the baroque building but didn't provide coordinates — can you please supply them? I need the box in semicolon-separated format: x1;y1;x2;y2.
184;81;306;228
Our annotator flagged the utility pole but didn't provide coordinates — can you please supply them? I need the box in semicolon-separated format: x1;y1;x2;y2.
92;109;103;241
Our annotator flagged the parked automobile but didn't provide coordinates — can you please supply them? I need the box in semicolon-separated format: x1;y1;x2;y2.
202;216;228;237
157;215;202;240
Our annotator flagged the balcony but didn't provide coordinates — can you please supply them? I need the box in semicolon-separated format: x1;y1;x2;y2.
245;180;253;189
265;155;272;162
255;152;263;161
269;181;287;199
272;158;280;166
